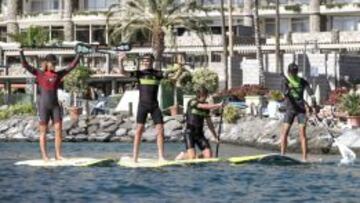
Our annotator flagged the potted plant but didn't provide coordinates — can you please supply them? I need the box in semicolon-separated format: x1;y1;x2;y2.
243;85;268;115
182;68;219;113
340;93;360;127
267;90;284;119
64;65;92;122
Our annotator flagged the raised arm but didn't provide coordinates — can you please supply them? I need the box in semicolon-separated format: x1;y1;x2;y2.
19;50;38;75
58;54;82;77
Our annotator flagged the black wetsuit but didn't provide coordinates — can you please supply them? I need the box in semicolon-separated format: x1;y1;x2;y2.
184;99;211;150
282;75;314;125
133;69;164;124
20;52;81;125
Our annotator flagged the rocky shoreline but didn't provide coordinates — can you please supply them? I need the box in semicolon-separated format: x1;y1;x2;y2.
1;115;359;154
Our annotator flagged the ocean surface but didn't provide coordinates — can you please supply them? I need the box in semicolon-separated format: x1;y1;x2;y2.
0;142;359;203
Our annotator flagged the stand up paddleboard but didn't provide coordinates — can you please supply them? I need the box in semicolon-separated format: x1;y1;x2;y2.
118;156;220;168
118;154;303;168
15;158;115;167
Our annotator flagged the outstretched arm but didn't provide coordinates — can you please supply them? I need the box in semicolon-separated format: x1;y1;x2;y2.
197;102;222;110
19;50;38;75
58;54;82;77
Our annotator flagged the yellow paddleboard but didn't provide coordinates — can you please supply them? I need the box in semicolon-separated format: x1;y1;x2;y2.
118;156;221;168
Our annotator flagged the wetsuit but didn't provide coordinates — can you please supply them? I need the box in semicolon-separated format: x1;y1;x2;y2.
282;75;314;125
184;99;211;150
20;52;81;125
133;69;164;124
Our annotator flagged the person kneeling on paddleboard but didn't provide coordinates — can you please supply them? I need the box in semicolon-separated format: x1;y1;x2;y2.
280;63;318;161
20;49;82;161
176;86;222;160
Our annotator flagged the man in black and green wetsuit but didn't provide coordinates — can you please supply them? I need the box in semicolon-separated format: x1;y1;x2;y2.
118;53;175;162
280;63;318;161
176;87;222;160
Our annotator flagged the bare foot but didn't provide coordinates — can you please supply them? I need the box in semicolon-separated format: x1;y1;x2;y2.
175;152;185;160
55;156;65;161
158;157;166;162
42;156;50;162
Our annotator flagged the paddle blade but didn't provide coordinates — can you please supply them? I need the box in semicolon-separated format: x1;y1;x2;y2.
333;138;357;164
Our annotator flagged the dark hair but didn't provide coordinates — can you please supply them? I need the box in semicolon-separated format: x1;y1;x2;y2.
288;63;298;73
142;53;155;61
45;54;57;64
196;86;208;98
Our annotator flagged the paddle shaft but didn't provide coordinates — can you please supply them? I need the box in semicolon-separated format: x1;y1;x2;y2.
215;105;224;158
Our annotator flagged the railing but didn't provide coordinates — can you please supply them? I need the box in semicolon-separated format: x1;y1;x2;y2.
0;93;33;106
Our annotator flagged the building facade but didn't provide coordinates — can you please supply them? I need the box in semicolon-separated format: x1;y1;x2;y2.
0;0;360;102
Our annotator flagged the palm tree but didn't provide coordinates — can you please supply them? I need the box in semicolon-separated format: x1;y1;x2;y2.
254;0;265;86
64;0;74;41
106;0;211;69
6;0;19;42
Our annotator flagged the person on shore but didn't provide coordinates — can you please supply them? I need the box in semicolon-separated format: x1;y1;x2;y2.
175;86;222;160
280;63;318;161
20;49;81;161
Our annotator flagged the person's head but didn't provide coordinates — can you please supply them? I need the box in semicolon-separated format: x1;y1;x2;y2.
287;63;299;77
196;86;209;102
40;60;47;71
45;54;57;71
140;53;154;70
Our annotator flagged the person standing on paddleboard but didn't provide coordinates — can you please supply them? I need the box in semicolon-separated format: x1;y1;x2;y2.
176;86;222;160
118;53;180;163
20;49;82;161
280;63;318;161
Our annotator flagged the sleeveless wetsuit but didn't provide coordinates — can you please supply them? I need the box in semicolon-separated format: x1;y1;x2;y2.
20;52;81;125
184;99;211;150
133;69;164;124
282;75;314;125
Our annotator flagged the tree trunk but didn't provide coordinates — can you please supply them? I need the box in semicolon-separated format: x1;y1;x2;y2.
243;0;253;27
6;0;19;42
254;0;265;86
152;28;165;70
220;0;228;91
309;0;321;33
64;0;74;41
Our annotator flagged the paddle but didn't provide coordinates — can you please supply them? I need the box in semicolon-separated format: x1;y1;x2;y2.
312;115;356;163
215;98;228;158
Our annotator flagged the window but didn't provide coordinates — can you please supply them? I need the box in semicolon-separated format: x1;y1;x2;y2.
29;0;60;12
332;16;360;31
51;26;64;41
76;25;90;43
0;27;6;42
265;18;291;36
84;0;118;10
291;18;309;33
92;25;106;45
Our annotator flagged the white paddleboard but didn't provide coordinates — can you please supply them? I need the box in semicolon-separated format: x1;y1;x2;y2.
15;157;114;167
118;156;220;168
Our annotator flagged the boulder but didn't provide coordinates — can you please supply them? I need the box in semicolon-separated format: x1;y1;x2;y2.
115;128;128;137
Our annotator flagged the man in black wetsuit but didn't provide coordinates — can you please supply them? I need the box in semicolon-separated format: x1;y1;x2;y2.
118;53;171;162
20;50;81;161
280;63;317;161
175;86;222;160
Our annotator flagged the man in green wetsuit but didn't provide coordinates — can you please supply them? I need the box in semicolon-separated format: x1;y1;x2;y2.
281;63;318;161
176;87;222;160
118;53;181;162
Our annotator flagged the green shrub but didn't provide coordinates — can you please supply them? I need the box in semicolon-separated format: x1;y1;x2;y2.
268;90;284;101
341;93;360;116
0;103;35;120
191;68;219;94
223;105;239;124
